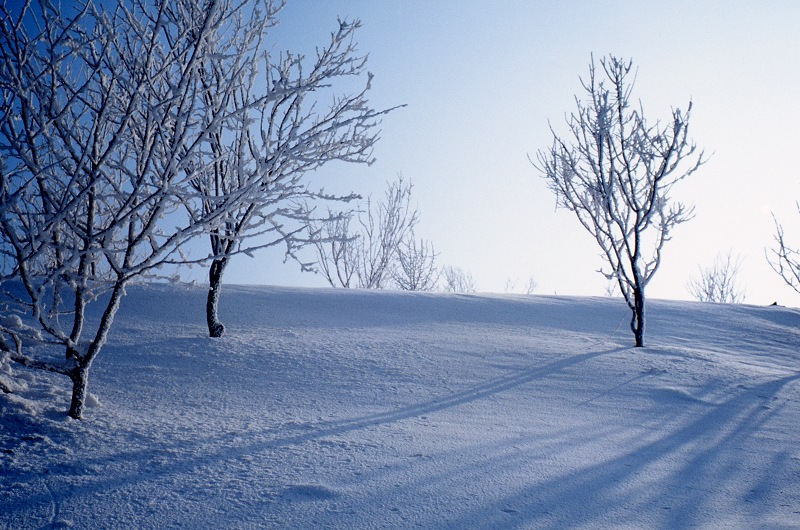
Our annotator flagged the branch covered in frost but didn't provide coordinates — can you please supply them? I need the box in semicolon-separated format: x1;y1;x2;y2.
311;176;422;289
174;5;402;335
442;266;476;293
688;251;746;303
534;54;705;346
393;231;439;292
769;213;800;294
0;0;304;416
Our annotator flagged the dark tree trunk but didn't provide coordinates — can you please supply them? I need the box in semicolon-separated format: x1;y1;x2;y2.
67;362;89;420
207;257;228;338
632;285;645;347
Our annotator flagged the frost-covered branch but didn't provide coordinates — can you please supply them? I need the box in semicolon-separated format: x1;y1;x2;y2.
311;210;359;288
0;0;283;418
393;231;439;292
181;7;402;336
688;251;746;303
442;266;476;293
312;176;427;290
535;54;705;346
769;213;800;295
355;177;418;289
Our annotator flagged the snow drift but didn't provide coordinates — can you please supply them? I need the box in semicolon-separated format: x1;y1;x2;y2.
1;284;799;529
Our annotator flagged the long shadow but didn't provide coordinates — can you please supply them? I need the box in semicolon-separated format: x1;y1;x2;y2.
293;347;620;436
440;371;800;529
0;346;623;518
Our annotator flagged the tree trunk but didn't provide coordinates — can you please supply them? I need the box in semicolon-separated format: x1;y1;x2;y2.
68;363;89;420
633;285;645;347
65;280;125;420
207;257;228;338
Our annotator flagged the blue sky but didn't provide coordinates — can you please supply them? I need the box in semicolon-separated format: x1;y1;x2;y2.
213;0;800;305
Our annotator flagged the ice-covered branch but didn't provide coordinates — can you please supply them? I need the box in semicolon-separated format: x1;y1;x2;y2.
535;54;705;347
0;0;298;417
182;7;403;335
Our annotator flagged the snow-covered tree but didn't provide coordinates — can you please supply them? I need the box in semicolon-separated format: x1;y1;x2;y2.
535;55;704;347
354;177;418;289
0;0;266;418
688;252;746;303
312;210;358;288
392;230;439;291
184;8;399;337
312;177;422;289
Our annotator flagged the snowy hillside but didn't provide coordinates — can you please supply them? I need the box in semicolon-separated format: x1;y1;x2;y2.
2;284;799;529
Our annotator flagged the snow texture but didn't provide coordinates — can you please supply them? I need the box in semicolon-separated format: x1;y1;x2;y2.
2;284;799;529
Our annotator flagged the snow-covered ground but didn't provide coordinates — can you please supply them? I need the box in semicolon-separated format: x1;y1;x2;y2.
2;284;799;529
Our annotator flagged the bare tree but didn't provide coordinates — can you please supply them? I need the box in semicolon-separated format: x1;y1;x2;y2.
535;55;705;347
525;277;538;295
505;276;538;295
393;231;439;291
185;9;400;337
769;211;800;294
442;266;476;293
312;211;358;288
0;0;266;418
355;177;418;288
312;176;419;289
688;252;746;303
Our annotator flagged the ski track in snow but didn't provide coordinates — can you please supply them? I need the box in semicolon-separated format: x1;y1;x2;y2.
2;284;800;529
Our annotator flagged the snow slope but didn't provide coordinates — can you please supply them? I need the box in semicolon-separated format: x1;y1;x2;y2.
2;284;799;529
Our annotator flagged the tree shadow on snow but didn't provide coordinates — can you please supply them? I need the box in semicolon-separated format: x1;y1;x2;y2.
440;371;800;529
1;346;623;521
7;347;798;529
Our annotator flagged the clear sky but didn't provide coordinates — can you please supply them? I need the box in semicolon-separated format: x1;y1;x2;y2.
212;0;800;306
